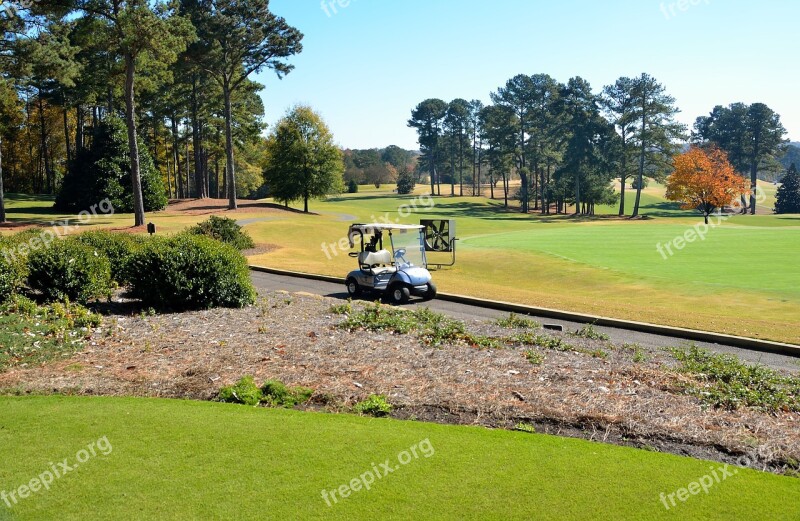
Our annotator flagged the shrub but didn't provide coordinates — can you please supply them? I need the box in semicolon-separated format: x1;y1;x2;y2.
396;167;416;195
219;376;263;406
188;216;255;250
347;179;359;193
0;236;29;302
27;238;112;304
353;394;392;416
261;380;314;407
125;234;256;310
75;231;145;285
496;313;541;330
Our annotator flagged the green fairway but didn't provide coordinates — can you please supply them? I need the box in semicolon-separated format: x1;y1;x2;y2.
3;187;799;343
0;396;797;520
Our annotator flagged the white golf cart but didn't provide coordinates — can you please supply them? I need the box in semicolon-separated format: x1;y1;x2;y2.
345;223;437;304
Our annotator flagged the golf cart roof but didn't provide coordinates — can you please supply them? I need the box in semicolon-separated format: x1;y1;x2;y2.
348;223;424;233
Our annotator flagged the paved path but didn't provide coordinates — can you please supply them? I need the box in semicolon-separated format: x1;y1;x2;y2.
250;271;800;372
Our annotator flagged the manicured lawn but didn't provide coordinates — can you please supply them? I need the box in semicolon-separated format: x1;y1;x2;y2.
0;396;797;520
3;188;799;343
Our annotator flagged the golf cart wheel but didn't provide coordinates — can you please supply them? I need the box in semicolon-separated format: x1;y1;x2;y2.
346;277;361;297
388;284;410;305
422;282;437;301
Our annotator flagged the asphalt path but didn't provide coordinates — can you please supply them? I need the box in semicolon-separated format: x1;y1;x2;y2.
250;270;800;372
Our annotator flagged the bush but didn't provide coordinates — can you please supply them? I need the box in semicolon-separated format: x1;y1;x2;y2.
27;238;113;304
0;236;29;302
219;376;262;406
188;216;255;251
75;231;145;285
125;234;256;310
347;179;359;193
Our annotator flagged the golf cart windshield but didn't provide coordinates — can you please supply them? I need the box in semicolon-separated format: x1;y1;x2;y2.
390;228;426;269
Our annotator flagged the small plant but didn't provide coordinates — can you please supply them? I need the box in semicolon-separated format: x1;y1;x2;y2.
514;422;536;433
524;350;545;365
570;323;610;341
0;297;102;371
496;313;540;330
353;394;392;416
329;299;353;315
219;376;263;406
347;179;359;193
671;346;800;412
188;215;255;250
261;380;314;408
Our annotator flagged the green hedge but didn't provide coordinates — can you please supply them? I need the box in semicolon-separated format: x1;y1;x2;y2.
75;231;145;285
27;237;113;304
0;236;29;302
187;216;255;251
125;234;256;310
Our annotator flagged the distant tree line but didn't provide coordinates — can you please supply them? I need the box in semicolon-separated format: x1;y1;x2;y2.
409;73;789;216
342;146;417;189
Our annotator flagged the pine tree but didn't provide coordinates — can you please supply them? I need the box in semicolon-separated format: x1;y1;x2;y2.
775;163;800;214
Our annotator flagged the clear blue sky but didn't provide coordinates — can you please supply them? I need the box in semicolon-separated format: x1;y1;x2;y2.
257;0;799;150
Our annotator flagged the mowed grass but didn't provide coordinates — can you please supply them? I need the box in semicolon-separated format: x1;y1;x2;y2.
3;187;800;343
0;396;797;520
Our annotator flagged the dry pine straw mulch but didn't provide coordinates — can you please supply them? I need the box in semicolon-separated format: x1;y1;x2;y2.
1;292;798;475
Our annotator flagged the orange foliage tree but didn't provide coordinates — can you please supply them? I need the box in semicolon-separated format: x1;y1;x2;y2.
665;146;749;224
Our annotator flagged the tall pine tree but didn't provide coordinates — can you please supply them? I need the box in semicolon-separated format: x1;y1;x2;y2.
775;163;800;214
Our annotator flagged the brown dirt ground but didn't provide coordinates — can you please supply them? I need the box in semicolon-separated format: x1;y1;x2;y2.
1;292;798;475
162;199;312;216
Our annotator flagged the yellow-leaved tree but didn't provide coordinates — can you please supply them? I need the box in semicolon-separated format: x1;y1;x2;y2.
665;146;749;224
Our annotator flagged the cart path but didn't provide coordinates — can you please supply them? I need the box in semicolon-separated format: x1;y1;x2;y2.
249;270;800;372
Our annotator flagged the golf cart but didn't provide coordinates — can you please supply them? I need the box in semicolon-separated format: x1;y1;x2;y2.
345;223;437;304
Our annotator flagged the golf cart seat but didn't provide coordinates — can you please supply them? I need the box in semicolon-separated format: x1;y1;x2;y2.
358;250;394;275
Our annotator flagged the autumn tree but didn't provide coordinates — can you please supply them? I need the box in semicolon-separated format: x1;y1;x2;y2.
665;146;749;224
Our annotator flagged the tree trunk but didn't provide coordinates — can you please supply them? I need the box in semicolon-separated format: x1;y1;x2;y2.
749;136;760;215
632;92;647;218
75;105;84;154
171;116;183;199
0;135;5;223
37;95;53;194
62;106;72;165
618;130;627;216
223;78;237;210
192;76;206;198
429;150;436;195
124;53;146;227
303;194;308;213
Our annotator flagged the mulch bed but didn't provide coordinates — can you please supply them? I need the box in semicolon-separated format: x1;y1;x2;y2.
1;292;798;474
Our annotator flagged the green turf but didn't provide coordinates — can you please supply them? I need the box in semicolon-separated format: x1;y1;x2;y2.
3;187;799;343
0;396;796;520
